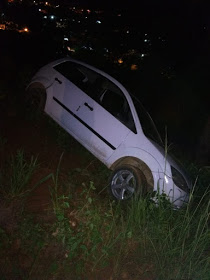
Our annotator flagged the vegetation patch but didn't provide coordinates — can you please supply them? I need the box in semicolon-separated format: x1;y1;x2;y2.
0;145;209;279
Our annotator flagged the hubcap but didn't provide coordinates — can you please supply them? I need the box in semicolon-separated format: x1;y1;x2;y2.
111;170;136;200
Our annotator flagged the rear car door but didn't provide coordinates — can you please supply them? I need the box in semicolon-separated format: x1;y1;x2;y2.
50;60;136;162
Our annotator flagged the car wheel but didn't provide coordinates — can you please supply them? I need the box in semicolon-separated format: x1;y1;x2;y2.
109;165;146;200
25;87;46;119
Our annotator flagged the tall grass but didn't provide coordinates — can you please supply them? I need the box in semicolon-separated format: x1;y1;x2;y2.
0;149;52;200
0;149;38;200
1;149;209;279
48;155;210;279
119;190;210;279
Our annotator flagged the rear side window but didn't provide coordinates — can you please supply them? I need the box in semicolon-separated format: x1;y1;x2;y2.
54;61;86;88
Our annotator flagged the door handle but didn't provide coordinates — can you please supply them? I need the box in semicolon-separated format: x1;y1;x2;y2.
84;102;93;111
55;77;62;84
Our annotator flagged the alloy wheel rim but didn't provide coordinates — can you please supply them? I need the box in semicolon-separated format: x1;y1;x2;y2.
111;170;136;200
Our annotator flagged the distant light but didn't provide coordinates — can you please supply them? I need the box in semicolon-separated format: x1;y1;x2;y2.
144;39;148;42
145;33;147;36
96;20;101;24
126;30;129;34
0;24;6;30
78;20;80;23
67;46;75;52
131;64;138;71
50;15;55;20
141;54;145;58
24;27;29;32
39;8;41;11
56;5;59;8
118;58;123;64
45;1;48;5
43;15;47;19
87;9;91;13
64;37;68;41
117;14;121;16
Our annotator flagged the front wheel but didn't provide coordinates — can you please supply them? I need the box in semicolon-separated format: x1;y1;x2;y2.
109;165;146;200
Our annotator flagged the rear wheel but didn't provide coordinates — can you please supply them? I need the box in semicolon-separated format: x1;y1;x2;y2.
109;165;146;200
25;87;46;120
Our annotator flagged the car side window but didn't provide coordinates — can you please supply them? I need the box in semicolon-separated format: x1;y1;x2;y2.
100;88;137;134
54;61;87;87
54;61;136;133
54;61;106;97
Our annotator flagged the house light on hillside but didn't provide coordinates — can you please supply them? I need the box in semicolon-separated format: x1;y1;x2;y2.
131;64;138;71
0;24;5;30
67;46;75;52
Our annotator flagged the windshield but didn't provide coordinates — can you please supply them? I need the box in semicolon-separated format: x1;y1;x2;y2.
131;95;163;145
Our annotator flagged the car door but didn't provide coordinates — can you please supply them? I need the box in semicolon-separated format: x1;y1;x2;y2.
50;60;136;162
48;61;88;136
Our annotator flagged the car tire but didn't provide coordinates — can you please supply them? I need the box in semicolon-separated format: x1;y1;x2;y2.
109;165;147;201
25;87;46;119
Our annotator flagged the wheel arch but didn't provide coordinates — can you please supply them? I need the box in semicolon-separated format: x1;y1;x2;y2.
110;156;154;191
26;82;46;92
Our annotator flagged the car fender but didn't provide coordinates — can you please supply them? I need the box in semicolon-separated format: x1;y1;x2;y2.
107;146;170;191
26;76;53;91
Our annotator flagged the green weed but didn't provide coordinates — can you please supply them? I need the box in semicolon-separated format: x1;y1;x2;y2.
0;149;52;201
0;149;38;200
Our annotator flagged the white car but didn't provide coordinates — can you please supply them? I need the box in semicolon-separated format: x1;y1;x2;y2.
26;57;191;208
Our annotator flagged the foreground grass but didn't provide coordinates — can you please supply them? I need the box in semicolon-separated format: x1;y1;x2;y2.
0;150;209;280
